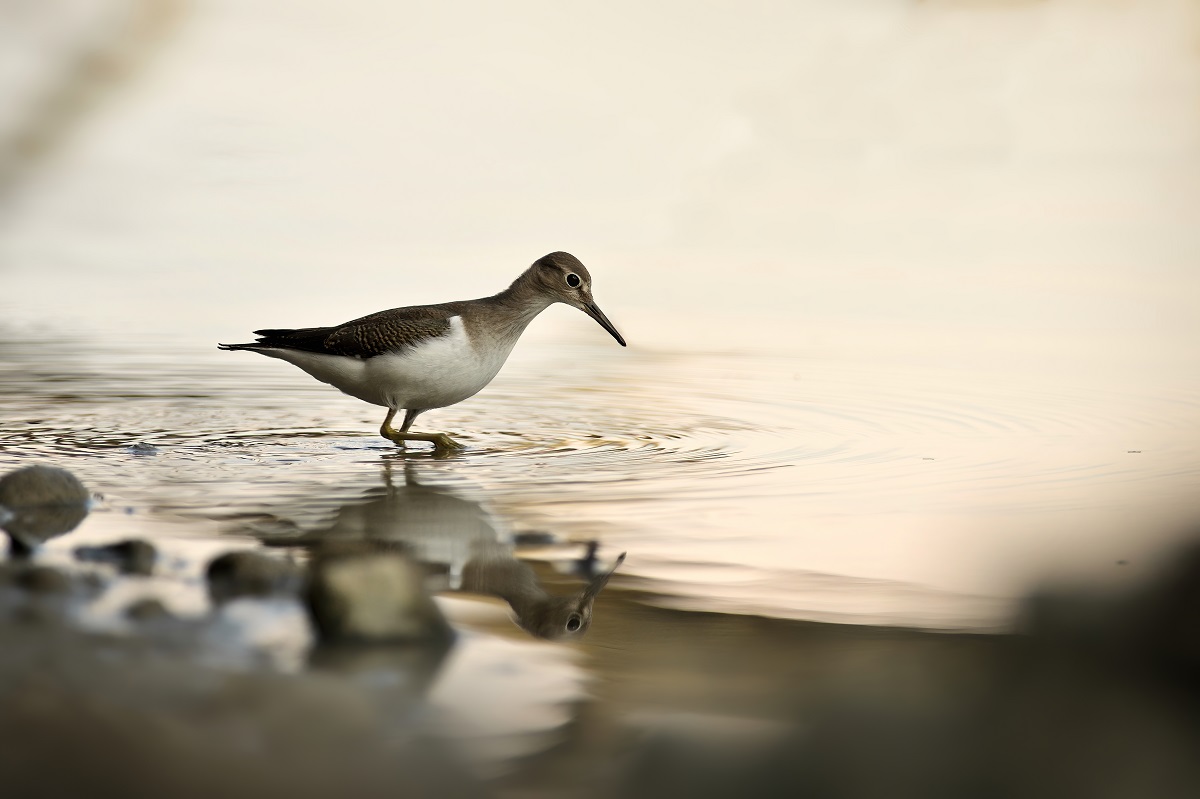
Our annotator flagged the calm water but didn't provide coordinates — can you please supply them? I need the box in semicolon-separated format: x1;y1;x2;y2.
3;0;1200;784
3;324;1198;626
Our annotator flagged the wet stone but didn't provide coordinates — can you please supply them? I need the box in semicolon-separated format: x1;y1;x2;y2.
0;465;89;507
512;530;558;547
74;539;157;576
306;549;452;645
125;597;172;622
1130;541;1200;682
15;565;71;596
206;550;300;604
11;602;61;627
0;562;101;603
0;465;91;555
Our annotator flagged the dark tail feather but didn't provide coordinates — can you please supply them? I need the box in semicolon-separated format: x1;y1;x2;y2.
219;325;335;355
219;328;302;351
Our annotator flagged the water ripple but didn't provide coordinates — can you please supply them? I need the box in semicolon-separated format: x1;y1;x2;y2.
4;335;1200;627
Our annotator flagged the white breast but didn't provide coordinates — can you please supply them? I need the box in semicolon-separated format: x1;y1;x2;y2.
261;316;517;411
368;316;516;410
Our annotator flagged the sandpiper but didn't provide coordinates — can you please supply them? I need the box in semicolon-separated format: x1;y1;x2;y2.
218;251;626;453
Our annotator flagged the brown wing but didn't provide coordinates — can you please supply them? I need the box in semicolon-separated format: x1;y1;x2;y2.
240;304;457;359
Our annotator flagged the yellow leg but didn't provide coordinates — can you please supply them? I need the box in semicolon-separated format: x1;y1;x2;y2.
380;408;464;454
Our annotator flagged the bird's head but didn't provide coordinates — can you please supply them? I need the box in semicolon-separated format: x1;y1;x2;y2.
528;252;626;347
518;552;626;640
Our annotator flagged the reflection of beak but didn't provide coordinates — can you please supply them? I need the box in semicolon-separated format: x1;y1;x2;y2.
581;301;627;347
579;552;626;606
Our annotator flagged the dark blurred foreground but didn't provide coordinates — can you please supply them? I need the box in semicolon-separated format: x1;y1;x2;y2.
2;533;1198;799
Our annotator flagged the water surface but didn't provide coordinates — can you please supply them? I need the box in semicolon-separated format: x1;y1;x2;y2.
3;325;1197;630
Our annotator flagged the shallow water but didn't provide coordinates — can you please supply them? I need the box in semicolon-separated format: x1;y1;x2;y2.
3;0;1200;787
3;323;1199;777
4;324;1198;631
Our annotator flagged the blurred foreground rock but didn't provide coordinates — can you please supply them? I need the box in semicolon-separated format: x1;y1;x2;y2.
206;550;300;604
0;464;90;555
0;618;482;799
306;544;453;644
0;560;102;626
124;596;172;622
594;538;1200;799
75;538;157;576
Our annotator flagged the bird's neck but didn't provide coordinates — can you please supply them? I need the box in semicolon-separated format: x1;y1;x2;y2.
461;557;551;616
486;272;554;342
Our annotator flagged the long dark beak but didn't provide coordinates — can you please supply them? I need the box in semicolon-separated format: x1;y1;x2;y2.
578;552;626;606
582;301;627;347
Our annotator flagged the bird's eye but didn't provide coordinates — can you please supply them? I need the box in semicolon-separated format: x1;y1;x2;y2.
565;273;581;288
565;614;582;632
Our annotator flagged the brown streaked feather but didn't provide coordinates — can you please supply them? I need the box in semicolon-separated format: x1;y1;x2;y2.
323;305;457;357
226;304;460;359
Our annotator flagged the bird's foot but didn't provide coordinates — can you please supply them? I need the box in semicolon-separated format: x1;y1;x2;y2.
429;433;465;456
381;429;465;456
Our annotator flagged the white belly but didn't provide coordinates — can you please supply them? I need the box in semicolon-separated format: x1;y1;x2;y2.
264;316;514;410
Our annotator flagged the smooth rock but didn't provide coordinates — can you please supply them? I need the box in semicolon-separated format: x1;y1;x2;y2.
207;550;300;604
512;530;557;547
15;565;71;596
0;618;485;799
306;549;452;645
125;597;172;622
74;539;157;576
0;465;90;555
0;465;89;507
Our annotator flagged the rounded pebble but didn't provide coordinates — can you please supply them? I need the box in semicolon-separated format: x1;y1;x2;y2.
74;539;157;576
306;549;452;644
206;550;299;604
0;465;91;555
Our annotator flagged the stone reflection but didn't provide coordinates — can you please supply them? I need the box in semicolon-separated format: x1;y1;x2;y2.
275;462;625;641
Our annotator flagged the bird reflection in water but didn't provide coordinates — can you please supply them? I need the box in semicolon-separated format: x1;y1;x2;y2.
461;542;624;639
273;461;625;640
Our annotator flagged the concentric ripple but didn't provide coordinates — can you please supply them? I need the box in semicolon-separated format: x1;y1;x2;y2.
3;334;1200;628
